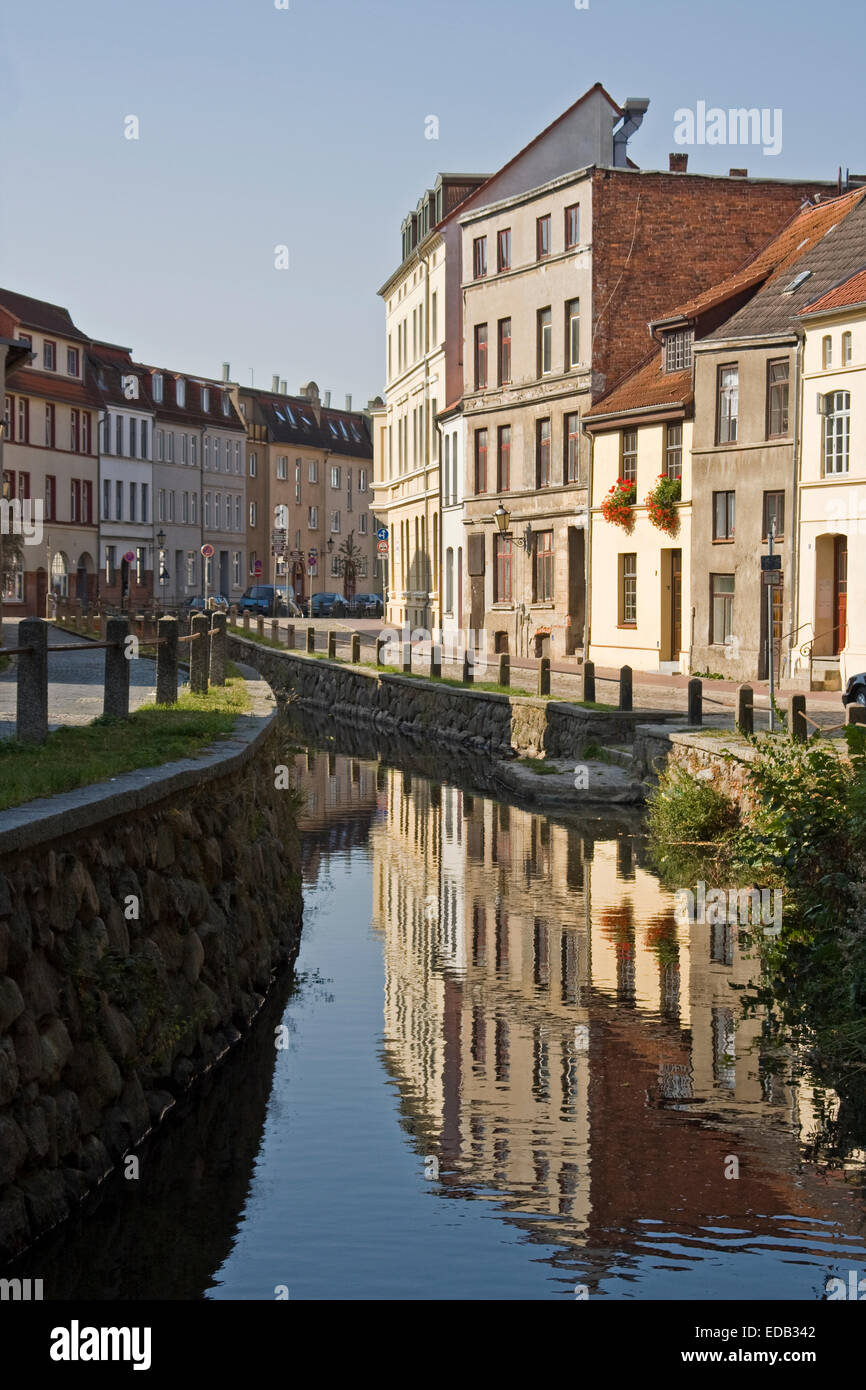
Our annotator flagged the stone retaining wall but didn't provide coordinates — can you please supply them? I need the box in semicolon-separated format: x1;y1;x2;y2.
634;723;761;810
0;683;302;1261
227;637;670;758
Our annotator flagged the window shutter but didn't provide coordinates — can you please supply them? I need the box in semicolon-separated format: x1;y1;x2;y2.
816;392;826;416
467;532;486;575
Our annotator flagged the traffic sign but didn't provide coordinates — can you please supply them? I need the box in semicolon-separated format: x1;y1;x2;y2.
201;543;214;559
761;554;781;571
123;550;135;564
377;540;389;554
308;547;318;558
307;553;317;567
762;571;782;586
376;527;389;541
254;559;263;575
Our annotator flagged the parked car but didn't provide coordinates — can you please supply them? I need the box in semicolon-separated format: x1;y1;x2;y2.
277;586;302;618
238;585;287;617
185;593;229;613
348;592;384;618
309;591;348;618
842;672;866;707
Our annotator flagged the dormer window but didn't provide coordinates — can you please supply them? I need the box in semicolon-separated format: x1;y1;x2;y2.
222;392;230;416
176;377;186;407
664;328;693;372
152;372;163;403
43;340;56;371
201;387;210;412
67;347;80;376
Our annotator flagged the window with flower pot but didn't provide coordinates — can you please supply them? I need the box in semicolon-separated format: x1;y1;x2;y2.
661;423;681;479
620;429;638;482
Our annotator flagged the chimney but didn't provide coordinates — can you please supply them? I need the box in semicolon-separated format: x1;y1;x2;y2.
271;374;280;393
729;168;748;178
280;380;287;394
613;98;650;168
324;391;331;408
345;394;352;412
222;362;230;382
669;152;688;173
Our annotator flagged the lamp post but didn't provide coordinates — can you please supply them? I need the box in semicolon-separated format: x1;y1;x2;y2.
156;527;167;612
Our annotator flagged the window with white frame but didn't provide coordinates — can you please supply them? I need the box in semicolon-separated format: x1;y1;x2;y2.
249;452;257;477
358;468;368;492
152;373;163;403
359;513;367;534
233;551;241;586
330;511;341;533
277;455;288;479
308;505;318;529
330;465;341;489
176;378;186;407
249;500;257;526
823;391;851;474
308;460;318;483
204;492;211;526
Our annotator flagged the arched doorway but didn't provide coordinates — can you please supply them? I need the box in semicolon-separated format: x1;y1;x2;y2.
51;551;69;598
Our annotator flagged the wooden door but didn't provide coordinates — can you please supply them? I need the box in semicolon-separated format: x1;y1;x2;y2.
670;549;682;659
834;535;847;655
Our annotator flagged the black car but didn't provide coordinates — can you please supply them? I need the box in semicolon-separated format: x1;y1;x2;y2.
842;672;866;707
309;591;347;618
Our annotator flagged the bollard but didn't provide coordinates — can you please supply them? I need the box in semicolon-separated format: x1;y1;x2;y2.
376;636;387;667
430;643;442;680
402;642;412;674
306;627;316;654
582;659;595;704
789;694;806;743
190;614;209;694
104;616;131;719
229;605;238;627
687;677;703;726
256;615;264;639
286;624;295;651
243;612;250;633
328;630;337;660
351;633;360;663
156;616;179;704
16;618;48;744
210;612;227;687
846;704;866;727
538;657;551;696
270;620;279;644
499;653;510;689
619;665;633;712
736;684;754;736
463;652;474;685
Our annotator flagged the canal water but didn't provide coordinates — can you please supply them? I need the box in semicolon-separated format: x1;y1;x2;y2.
13;719;866;1300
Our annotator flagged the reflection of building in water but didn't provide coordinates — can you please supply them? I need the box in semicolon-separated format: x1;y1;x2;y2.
292;751;381;884
369;763;857;1273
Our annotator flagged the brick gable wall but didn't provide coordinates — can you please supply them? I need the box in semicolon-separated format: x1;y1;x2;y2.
590;170;829;397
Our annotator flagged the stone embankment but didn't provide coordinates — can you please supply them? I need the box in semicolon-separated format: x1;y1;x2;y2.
226;636;677;762
0;679;302;1261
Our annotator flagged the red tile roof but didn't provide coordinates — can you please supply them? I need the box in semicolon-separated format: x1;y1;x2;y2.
799;265;866;316
652;186;866;327
584;353;691;420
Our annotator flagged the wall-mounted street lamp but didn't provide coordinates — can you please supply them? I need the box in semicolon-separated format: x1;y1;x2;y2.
494;500;532;551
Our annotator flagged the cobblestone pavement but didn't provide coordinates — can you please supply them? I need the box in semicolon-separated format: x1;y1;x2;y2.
251;616;847;736
0;622;159;736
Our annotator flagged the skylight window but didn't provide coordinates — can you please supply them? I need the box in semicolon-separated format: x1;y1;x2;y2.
339;420;349;439
784;269;812;292
285;406;297;425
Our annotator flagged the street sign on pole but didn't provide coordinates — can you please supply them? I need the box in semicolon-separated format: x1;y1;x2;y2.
760;554;781;571
762;571;782;586
376;527;389;541
377;540;389;554
201;544;214;559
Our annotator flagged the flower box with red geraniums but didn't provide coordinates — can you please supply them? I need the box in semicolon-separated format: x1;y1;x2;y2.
646;474;681;536
601;477;637;532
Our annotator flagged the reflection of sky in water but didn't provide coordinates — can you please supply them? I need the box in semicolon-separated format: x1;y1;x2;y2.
209;753;866;1301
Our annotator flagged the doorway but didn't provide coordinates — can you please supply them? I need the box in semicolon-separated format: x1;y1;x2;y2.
670;549;682;659
834;535;847;654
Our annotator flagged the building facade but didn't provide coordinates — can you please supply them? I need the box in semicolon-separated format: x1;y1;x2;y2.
0;289;100;615
91;342;155;609
795;269;866;689
237;380;379;607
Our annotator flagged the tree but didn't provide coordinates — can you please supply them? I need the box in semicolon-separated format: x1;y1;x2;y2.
334;531;363;597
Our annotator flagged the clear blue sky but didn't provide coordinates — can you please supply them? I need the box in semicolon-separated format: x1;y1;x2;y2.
1;0;862;405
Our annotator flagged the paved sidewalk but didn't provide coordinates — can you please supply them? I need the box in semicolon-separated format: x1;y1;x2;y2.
0;622;159;736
